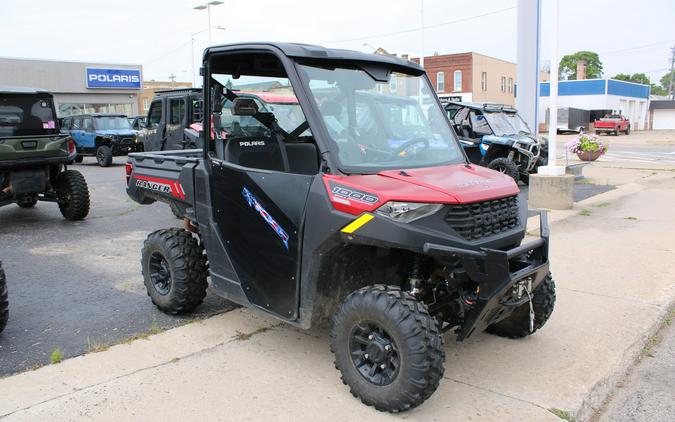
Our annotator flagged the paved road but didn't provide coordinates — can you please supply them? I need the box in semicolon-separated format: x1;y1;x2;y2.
598;315;675;422
0;157;236;376
0;157;612;376
554;133;675;165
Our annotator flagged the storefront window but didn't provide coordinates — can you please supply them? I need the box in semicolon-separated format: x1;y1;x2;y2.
57;103;133;117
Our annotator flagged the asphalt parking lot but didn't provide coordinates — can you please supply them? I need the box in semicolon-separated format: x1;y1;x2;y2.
0;157;612;376
0;158;236;376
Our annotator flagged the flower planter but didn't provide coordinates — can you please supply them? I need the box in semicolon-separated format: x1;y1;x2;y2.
576;151;603;162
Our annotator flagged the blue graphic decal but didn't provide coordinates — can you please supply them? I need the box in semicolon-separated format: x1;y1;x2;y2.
242;187;290;250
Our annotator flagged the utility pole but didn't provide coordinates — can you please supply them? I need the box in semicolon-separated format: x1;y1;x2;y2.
168;74;176;87
668;46;675;100
420;0;425;68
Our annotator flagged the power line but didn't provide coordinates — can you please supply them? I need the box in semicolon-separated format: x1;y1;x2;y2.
600;39;675;56
322;6;516;44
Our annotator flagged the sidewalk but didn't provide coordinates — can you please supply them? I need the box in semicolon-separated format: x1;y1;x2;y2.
0;167;673;422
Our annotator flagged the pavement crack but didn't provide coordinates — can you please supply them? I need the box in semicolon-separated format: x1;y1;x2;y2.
443;376;548;410
557;287;662;307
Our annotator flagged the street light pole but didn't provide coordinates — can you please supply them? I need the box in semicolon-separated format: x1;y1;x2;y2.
193;1;224;46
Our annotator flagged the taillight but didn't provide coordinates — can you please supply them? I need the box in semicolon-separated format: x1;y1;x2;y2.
125;162;133;185
67;138;76;154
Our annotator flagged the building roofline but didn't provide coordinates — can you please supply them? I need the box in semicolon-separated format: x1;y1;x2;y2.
0;55;142;68
539;78;649;87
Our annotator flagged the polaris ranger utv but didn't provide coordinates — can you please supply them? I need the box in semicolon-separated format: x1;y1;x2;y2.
126;43;555;412
0;87;90;220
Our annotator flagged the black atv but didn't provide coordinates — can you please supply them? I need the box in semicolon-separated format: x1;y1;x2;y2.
127;43;555;412
445;102;548;184
0;87;90;220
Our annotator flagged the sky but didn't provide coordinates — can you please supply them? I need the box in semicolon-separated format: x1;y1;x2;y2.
1;0;673;85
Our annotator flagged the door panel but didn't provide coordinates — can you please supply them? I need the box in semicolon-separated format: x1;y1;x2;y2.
210;160;313;319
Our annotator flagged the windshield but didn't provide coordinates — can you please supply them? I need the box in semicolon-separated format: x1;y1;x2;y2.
483;112;532;136
298;64;464;172
94;116;131;130
264;102;306;133
0;94;57;137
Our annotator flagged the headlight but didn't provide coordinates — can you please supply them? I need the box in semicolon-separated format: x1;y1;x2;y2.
375;201;442;223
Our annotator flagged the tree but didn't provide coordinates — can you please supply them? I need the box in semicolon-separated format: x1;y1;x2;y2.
612;72;650;85
559;51;603;80
660;72;673;91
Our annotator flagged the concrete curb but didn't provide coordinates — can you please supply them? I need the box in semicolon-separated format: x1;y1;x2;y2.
578;298;675;422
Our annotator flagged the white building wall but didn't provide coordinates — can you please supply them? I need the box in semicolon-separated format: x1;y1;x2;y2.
538;94;649;130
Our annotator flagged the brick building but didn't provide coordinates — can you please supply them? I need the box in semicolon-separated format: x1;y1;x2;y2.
137;80;192;115
409;52;517;105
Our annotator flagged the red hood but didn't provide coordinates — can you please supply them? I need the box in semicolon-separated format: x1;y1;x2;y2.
324;164;520;215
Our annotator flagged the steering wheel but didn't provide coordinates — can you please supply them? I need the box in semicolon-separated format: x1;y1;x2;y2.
392;138;430;158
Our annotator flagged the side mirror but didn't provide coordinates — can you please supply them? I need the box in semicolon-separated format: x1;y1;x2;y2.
233;98;259;116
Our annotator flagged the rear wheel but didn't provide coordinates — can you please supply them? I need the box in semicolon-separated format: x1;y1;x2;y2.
625;126;630;135
16;195;38;208
0;262;8;334
141;228;208;314
486;274;556;338
487;157;520;182
331;285;445;413
56;170;90;221
96;145;113;167
614;128;620;136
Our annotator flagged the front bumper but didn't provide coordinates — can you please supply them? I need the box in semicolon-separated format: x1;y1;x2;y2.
424;211;550;340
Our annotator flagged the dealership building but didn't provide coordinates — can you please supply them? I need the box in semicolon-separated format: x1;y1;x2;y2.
538;78;651;130
0;57;143;117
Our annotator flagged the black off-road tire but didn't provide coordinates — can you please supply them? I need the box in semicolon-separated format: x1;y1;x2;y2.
96;145;113;167
486;274;556;339
487;157;520;182
141;228;208;314
625;126;630;135
0;262;8;334
16;195;38;208
74;154;84;163
331;285;445;413
614;129;620;136
56;170;90;221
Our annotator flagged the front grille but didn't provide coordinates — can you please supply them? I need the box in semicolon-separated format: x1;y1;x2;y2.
445;195;519;240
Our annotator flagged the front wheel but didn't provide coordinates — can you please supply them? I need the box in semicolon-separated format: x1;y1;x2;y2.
487;157;520;182
96;145;113;167
331;285;445;413
625;126;630;135
486;274;556;338
0;262;8;333
141;228;208;314
56;170;90;221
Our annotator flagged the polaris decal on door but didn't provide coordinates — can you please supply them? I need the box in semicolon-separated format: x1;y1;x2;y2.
135;175;186;200
242;187;290;250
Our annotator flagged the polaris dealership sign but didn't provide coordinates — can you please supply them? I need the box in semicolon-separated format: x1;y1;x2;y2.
86;68;141;89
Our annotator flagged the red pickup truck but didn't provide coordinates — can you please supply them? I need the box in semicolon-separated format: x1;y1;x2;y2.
594;114;630;135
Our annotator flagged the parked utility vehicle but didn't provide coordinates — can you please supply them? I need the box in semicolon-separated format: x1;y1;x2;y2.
0;87;90;220
446;102;548;183
126;43;555;412
61;113;140;166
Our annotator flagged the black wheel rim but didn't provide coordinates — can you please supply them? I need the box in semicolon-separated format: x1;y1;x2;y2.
148;252;172;295
349;321;400;386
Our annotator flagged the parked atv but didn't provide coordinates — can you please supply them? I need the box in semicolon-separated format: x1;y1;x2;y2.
0;87;90;220
60;113;140;167
126;43;555;413
445;102;548;183
0;261;7;334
